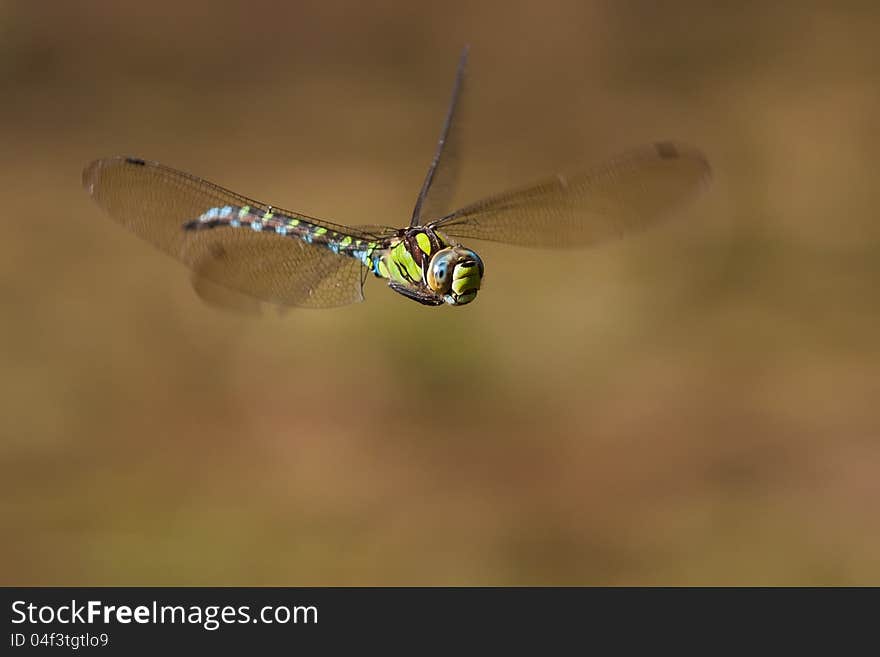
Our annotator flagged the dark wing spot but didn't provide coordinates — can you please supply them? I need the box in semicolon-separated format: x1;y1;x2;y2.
125;157;146;166
655;142;679;159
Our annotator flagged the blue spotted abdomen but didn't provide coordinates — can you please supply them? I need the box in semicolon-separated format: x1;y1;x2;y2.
185;204;381;270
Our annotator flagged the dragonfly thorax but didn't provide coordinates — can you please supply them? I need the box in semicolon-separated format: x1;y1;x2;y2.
374;228;484;306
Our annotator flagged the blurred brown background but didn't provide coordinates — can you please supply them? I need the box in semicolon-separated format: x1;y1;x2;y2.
2;0;878;585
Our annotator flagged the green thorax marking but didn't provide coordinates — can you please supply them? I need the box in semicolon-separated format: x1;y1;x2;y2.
377;228;450;286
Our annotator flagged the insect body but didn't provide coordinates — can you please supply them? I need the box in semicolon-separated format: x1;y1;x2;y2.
184;201;482;306
82;47;710;309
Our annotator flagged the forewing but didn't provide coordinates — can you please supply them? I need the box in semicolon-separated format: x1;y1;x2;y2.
410;46;469;226
433;142;711;248
82;156;385;308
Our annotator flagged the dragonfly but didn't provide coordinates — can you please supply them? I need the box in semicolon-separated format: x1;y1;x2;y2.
82;46;711;310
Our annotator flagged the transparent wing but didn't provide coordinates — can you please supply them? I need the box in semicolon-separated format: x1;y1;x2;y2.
432;142;712;248
189;273;266;316
82;156;389;308
186;233;366;309
410;45;469;226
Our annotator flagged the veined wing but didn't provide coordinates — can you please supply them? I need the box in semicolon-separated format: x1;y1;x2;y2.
187;222;400;313
432;142;711;248
410;45;469;226
185;233;366;309
82;156;392;308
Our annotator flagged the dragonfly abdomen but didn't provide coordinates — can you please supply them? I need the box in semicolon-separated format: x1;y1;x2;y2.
185;204;381;269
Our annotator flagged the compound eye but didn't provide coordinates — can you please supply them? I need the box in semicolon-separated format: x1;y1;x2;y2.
427;249;456;293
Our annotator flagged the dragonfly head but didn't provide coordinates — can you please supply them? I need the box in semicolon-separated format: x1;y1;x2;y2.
426;246;484;306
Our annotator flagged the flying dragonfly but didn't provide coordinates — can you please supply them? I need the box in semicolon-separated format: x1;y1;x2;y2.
82;47;711;309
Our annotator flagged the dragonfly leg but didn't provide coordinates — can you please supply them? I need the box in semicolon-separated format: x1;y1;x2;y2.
388;281;445;306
